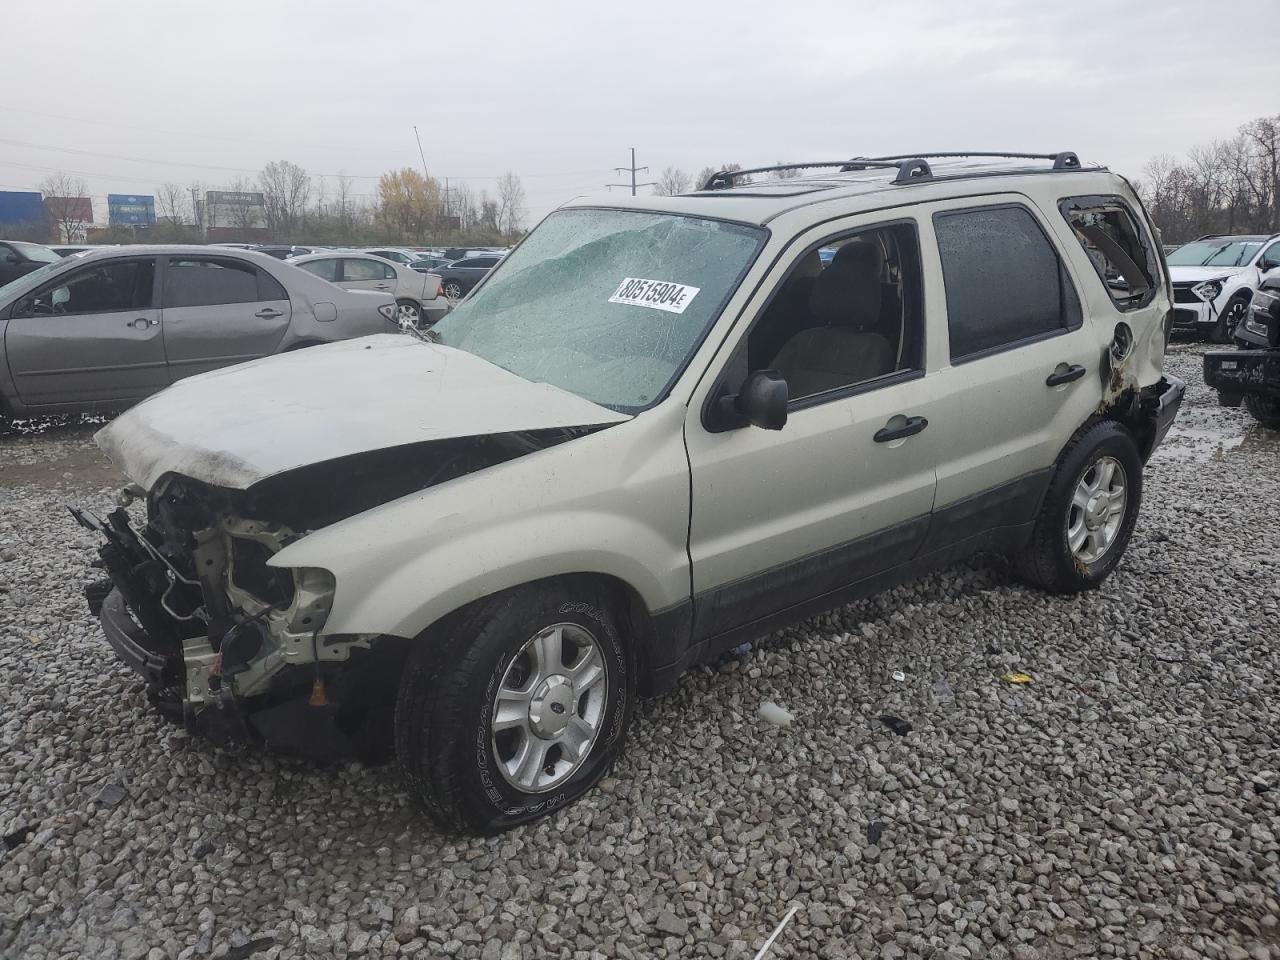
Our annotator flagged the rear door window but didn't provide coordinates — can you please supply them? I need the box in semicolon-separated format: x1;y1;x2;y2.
933;204;1081;362
1059;196;1158;310
163;258;261;307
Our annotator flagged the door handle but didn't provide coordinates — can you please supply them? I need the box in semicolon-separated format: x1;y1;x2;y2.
375;283;390;289
255;308;283;319
1046;363;1086;387
128;317;159;328
874;415;929;443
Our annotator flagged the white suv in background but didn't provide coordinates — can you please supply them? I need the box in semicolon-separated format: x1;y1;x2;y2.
79;152;1184;833
1167;234;1280;342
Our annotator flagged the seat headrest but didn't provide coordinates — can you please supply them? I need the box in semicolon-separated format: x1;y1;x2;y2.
808;240;883;328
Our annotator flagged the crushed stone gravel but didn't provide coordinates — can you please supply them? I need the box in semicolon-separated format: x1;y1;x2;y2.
1;341;1277;959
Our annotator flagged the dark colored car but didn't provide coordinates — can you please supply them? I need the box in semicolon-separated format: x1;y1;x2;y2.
409;256;451;273
1204;275;1280;428
434;254;503;300
0;240;60;285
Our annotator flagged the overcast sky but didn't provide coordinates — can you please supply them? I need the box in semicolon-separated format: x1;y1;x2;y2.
4;0;1279;227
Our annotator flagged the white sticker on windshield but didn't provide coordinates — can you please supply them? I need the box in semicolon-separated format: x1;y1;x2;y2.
608;277;700;314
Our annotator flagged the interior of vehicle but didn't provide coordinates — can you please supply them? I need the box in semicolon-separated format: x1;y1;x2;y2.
747;224;922;401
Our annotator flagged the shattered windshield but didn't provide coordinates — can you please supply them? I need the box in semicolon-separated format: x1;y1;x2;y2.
430;208;765;411
1166;240;1262;267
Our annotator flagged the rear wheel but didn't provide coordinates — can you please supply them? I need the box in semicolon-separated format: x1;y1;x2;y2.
394;579;634;834
1016;420;1142;594
395;299;421;329
1244;394;1280;429
443;280;464;300
1212;294;1249;344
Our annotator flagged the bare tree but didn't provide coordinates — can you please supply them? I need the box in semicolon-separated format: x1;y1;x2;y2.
259;160;311;240
39;172;91;243
652;167;691;197
773;161;802;180
335;172;355;230
156;182;188;224
693;163;748;189
495;172;526;236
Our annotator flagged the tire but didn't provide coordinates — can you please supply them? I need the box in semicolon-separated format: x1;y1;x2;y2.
1244;394;1280;429
394;579;635;834
443;280;464;300
1211;294;1249;344
395;299;421;329
1016;420;1143;594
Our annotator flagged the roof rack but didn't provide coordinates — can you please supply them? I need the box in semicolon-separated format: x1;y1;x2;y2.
701;151;1082;191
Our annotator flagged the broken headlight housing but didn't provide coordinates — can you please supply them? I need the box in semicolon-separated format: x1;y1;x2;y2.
1191;278;1224;302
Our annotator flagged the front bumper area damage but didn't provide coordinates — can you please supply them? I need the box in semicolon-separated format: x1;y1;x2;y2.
76;427;598;756
73;497;377;755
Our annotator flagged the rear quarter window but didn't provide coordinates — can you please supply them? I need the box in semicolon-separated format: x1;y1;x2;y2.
1059;195;1158;311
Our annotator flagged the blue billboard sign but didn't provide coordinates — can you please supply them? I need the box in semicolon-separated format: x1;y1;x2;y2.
108;194;156;226
0;191;46;227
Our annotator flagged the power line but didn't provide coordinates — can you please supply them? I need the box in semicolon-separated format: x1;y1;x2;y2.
606;147;656;196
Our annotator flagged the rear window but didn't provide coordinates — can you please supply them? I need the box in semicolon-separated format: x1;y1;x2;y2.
1060;196;1157;310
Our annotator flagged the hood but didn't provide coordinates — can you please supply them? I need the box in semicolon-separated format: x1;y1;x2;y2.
97;334;630;490
1167;265;1248;283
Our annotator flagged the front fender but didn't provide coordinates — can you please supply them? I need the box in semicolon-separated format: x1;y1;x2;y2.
268;406;691;640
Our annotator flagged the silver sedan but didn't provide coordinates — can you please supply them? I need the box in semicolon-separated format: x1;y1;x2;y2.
0;245;398;425
290;252;450;328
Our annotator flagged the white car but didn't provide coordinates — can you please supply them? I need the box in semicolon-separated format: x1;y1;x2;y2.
79;151;1183;833
289;251;449;327
1166;234;1280;342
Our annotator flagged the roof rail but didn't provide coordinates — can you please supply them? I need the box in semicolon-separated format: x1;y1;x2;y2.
863;151;1081;171
701;159;902;191
701;151;1084;191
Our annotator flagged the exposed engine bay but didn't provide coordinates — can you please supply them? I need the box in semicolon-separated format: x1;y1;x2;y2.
75;428;591;754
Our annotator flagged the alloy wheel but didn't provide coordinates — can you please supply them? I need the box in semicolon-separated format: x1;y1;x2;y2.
1067;455;1127;563
490;623;608;793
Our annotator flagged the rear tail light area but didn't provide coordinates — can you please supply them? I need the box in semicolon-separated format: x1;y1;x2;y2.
436;280;444;299
377;303;396;322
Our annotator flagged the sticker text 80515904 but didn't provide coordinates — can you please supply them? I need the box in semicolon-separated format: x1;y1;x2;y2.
608;277;701;314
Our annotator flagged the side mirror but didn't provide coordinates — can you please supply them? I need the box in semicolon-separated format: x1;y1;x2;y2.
3;254;18;264
1261;258;1280;274
717;369;789;431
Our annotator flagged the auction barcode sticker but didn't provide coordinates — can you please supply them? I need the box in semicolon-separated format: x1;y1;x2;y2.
608;277;700;314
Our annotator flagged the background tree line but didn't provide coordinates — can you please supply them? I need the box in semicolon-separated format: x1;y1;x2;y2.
80;162;527;247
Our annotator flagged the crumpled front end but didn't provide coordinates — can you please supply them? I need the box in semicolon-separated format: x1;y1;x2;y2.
73;477;376;754
77;427;600;754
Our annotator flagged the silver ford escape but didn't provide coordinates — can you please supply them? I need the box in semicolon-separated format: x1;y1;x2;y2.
78;152;1185;833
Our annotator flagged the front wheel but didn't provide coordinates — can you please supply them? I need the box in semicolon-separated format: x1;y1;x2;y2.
1244;394;1280;429
1016;420;1143;594
394;580;635;834
1212;294;1249;344
443;280;464;300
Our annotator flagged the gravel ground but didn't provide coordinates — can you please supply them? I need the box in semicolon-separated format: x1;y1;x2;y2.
1;341;1277;960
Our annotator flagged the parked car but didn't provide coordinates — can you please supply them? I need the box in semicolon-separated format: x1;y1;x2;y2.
0;240;60;285
434;253;504;299
1204;274;1280;428
291;252;449;327
361;247;423;267
253;244;322;260
79;151;1182;834
49;244;116;257
0;245;398;424
1166;234;1280;342
409;256;452;273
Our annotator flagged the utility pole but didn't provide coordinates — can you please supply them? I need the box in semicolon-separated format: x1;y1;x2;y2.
190;187;205;238
607;147;656;196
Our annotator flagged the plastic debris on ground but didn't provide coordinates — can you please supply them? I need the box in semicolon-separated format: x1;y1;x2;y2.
1000;672;1035;684
758;702;794;728
891;669;906;682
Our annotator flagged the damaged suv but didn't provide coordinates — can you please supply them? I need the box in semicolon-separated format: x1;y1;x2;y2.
80;152;1184;833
